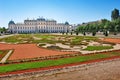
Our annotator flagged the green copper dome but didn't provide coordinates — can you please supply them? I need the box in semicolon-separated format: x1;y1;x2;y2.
9;20;15;25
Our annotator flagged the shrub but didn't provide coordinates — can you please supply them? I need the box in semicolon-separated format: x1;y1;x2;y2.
92;31;96;36
83;32;86;36
47;45;63;50
104;31;108;36
76;32;78;35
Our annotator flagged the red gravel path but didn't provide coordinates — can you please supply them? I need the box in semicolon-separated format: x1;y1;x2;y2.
0;43;75;60
102;38;120;44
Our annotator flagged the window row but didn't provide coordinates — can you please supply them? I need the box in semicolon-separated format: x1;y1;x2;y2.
12;27;65;30
24;23;56;25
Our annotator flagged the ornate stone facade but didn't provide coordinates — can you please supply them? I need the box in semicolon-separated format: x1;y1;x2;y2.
8;18;69;33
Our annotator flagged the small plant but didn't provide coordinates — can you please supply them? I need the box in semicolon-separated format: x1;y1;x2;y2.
66;32;68;35
92;31;96;36
104;31;108;36
76;32;78;35
114;32;117;35
39;43;46;46
70;32;73;35
47;45;63;50
83;32;86;36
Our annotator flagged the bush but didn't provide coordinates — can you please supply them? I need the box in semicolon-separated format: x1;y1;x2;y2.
39;43;46;46
66;32;68;35
83;32;86;36
104;31;108;36
114;32;117;35
76;32;78;35
47;45;63;50
92;31;96;36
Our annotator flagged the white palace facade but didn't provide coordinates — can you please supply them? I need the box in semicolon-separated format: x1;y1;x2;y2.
8;18;69;33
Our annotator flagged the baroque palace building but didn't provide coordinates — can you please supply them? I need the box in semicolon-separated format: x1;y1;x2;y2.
8;17;70;33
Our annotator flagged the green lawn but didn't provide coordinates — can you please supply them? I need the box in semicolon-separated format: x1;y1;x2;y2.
0;52;120;73
84;46;113;51
0;51;3;54
34;34;55;39
71;36;98;45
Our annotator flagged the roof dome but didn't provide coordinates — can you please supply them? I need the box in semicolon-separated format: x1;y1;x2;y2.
65;21;69;25
37;17;45;21
9;20;15;25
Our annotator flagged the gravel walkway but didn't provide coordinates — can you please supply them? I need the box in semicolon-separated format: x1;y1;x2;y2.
0;34;15;39
23;59;120;80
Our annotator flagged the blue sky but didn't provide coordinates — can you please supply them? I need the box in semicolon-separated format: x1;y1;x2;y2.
0;0;120;27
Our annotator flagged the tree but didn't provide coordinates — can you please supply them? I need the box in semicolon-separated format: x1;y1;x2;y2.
0;27;2;34
111;8;119;21
104;21;111;31
3;27;7;33
0;27;7;33
114;25;119;35
76;9;120;35
112;18;120;32
77;25;84;32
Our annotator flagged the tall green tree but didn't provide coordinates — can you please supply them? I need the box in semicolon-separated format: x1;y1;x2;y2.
111;8;119;20
112;18;120;32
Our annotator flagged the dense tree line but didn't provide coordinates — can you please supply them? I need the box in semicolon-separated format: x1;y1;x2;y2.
0;27;7;34
76;8;120;36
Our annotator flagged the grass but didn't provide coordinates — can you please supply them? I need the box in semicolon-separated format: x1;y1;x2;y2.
0;52;120;73
84;46;113;51
0;34;33;43
71;36;98;45
0;51;3;54
34;34;55;39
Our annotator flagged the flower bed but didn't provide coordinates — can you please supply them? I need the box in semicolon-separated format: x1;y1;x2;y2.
3;49;120;65
6;53;81;64
0;51;120;74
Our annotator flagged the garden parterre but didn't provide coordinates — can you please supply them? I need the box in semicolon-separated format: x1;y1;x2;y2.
0;34;120;74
